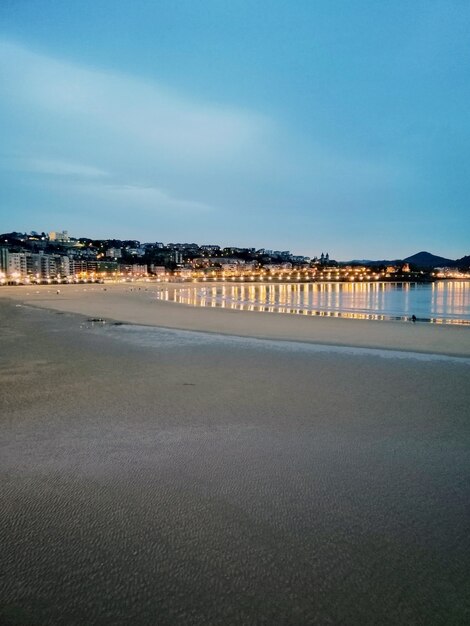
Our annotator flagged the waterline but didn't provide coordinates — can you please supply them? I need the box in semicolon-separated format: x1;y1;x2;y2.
154;281;470;325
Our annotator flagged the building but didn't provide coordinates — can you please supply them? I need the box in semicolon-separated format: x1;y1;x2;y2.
70;259;88;276
49;230;70;243
119;264;147;277
7;252;27;278
0;246;9;273
106;247;122;259
95;261;118;275
172;251;183;264
263;262;293;271
200;245;220;254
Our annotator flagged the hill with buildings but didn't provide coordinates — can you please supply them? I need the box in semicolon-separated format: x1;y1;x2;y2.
1;231;469;283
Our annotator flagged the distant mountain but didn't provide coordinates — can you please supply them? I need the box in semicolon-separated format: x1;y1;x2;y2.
403;251;455;268
345;251;469;268
455;255;470;268
347;259;375;265
347;259;400;266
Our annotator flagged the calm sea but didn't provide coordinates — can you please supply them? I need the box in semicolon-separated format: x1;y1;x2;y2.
157;280;470;324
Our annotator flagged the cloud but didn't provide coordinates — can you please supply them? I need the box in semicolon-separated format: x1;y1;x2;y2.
0;38;278;218
83;181;212;213
48;178;213;215
0;38;407;195
24;158;109;178
0;39;270;164
0;37;412;244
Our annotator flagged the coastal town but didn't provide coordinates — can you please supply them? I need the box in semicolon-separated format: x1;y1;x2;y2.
2;229;469;285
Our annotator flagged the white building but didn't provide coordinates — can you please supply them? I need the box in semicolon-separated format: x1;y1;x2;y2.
106;247;122;259
7;252;27;277
49;230;70;242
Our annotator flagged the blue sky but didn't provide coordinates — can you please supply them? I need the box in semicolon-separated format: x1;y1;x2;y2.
0;0;469;259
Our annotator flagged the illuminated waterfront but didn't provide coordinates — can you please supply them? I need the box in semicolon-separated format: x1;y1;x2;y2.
155;281;470;324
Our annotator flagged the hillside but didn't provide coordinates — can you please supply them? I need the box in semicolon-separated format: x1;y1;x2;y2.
403;251;455;268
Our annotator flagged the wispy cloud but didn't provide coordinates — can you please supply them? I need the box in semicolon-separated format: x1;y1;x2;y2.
0;39;270;164
77;181;212;213
25;157;109;178
0;38;413;248
47;178;213;215
0;39;276;219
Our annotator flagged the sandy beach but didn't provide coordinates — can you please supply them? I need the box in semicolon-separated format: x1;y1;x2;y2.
1;282;470;356
1;288;470;624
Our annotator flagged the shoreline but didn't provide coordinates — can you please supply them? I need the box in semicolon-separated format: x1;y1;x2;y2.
1;283;470;357
13;302;470;365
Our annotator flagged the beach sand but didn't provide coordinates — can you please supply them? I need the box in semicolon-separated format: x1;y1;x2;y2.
2;282;470;356
1;289;470;624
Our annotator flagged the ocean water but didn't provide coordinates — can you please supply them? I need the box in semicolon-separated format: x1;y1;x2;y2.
155;280;470;324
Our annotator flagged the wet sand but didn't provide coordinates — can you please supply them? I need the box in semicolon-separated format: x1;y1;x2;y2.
1;294;470;624
1;283;470;356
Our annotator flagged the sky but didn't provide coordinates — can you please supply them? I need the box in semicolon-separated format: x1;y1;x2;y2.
0;0;469;260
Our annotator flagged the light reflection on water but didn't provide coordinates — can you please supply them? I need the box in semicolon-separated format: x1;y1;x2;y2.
155;281;470;324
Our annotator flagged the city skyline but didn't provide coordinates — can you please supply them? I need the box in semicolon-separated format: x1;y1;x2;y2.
2;227;468;265
1;1;469;259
